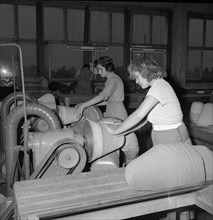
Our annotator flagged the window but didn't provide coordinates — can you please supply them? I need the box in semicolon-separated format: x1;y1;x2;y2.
112;12;124;43
19;43;37;78
0;3;37;81
90;10;125;78
131;13;169;72
44;7;64;41
67;9;84;42
90;10;109;43
152;15;168;45
44;7;85;79
1;2;172;83
45;43;83;79
133;14;149;44
0;4;14;38
18;5;36;39
0;45;20;88
186;15;213;82
18;5;37;79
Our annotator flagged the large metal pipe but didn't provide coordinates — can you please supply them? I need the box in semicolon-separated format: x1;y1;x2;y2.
0;92;37;153
1;43;35;185
5;103;61;196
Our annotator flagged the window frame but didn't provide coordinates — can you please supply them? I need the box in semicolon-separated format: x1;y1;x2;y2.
130;9;171;75
0;1;172;85
0;1;38;85
186;12;213;85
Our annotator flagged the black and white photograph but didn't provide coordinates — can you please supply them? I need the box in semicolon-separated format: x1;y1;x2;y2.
0;1;213;220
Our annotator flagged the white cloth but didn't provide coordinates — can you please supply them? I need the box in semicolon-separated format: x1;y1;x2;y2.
37;93;56;110
147;79;183;125
152;121;182;131
197;103;213;127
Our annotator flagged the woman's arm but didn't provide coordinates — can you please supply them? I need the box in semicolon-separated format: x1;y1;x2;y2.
112;95;159;135
80;94;104;109
74;94;104;119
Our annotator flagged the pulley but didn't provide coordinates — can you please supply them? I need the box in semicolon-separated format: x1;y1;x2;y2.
83;117;125;162
56;144;80;169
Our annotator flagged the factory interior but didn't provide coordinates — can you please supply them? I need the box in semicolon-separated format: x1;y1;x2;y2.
0;1;213;220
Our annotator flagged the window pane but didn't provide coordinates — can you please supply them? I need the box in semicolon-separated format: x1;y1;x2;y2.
106;46;124;78
0;45;20;87
44;7;63;40
112;12;124;43
133;14;149;44
203;50;213;80
0;4;14;38
150;53;167;70
19;43;37;78
91;11;109;43
46;44;83;79
187;50;201;79
18;5;36;39
152;15;168;45
131;52;167;70
206;20;213;47
67;9;84;42
189;19;203;47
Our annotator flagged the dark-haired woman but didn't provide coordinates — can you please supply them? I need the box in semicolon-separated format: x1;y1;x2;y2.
74;56;128;120
74;56;136;167
110;57;191;145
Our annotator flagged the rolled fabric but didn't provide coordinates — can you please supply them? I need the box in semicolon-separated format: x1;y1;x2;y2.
57;105;79;125
122;132;139;164
125;143;212;191
197;103;213;127
189;101;204;123
37;93;56;110
193;145;213;181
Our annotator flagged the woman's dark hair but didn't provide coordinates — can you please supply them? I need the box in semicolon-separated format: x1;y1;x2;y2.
48;81;60;91
93;59;98;68
83;64;90;68
48;81;73;94
95;56;114;72
128;57;167;82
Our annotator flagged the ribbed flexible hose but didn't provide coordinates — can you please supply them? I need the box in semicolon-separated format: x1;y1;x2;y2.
5;103;61;196
0;91;37;152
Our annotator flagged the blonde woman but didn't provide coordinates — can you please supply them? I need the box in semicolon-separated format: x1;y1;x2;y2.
110;57;191;145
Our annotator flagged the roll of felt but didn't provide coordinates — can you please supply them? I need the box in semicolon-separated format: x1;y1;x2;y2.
189;101;203;123
125;143;212;190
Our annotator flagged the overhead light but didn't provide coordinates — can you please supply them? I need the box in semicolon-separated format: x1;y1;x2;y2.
67;45;108;52
0;67;13;77
131;46;166;53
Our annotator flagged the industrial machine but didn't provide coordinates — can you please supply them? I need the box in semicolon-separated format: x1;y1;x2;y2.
2;43;212;220
1;91;140;197
0;44;139;200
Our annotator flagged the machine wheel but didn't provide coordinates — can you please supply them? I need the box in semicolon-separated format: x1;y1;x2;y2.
30;138;87;179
